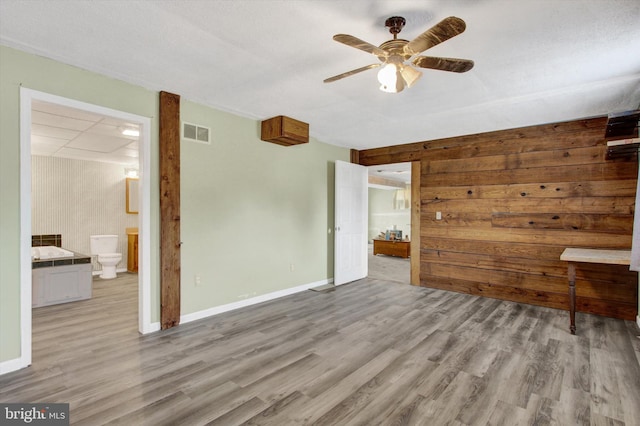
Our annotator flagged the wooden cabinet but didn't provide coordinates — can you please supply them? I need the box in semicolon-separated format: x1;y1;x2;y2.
373;239;410;258
127;230;138;273
260;115;309;146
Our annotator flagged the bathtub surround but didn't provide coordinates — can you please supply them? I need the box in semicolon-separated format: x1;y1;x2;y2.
30;237;93;308
32;263;92;308
31;249;91;269
31;234;62;248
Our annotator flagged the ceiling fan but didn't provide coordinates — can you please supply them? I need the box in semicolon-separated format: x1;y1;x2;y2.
324;16;474;93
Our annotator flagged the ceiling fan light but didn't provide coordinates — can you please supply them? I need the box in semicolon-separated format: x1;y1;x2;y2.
378;63;405;93
400;65;422;88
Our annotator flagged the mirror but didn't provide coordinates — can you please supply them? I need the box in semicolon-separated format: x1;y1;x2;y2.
126;177;139;214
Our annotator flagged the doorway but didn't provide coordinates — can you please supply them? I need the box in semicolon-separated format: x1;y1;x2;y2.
19;88;153;369
367;162;413;284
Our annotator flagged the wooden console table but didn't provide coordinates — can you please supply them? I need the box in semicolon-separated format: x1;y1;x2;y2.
560;248;631;335
373;239;410;258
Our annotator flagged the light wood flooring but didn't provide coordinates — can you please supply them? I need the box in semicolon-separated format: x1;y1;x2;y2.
1;273;640;425
368;243;410;285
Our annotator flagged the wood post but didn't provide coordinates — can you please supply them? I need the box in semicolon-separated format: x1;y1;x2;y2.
159;91;181;330
568;262;576;335
410;161;420;285
350;149;360;164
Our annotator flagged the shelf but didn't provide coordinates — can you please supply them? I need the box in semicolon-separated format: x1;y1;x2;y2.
606;137;640;160
604;110;639;160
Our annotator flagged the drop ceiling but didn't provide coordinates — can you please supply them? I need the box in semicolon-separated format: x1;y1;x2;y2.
31;100;140;167
2;0;639;155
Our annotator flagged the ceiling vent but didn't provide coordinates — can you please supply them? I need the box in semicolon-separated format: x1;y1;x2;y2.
182;122;211;145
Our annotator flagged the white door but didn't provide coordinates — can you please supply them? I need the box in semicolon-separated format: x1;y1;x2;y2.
334;160;368;285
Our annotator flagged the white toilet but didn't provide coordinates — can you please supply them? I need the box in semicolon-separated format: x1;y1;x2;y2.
90;235;122;279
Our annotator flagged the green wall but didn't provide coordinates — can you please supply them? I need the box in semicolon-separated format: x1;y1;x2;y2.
0;45;348;365
368;187;411;243
180;102;346;313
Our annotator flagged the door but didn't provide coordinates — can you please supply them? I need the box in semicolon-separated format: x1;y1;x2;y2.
334;160;368;285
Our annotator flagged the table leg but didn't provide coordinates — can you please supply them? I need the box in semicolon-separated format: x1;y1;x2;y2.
568;262;576;335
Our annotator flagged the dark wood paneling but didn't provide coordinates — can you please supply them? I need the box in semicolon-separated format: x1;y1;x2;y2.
358;116;638;320
423;180;638;200
491;213;632;233
159;91;181;330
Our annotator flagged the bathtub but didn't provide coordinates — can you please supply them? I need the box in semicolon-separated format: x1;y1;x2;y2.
31;246;92;308
32;246;75;260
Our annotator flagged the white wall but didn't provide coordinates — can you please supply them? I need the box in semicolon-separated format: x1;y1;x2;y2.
368;186;411;243
32;156;138;272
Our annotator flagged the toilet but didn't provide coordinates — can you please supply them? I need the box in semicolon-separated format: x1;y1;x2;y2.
90;235;122;279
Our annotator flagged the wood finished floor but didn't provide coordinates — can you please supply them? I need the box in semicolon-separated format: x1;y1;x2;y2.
1;273;640;425
368;243;410;285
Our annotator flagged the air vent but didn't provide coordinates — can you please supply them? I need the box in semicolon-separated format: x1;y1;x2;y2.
182;122;211;144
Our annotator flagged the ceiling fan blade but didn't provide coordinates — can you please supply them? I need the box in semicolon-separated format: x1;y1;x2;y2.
333;34;388;57
324;64;381;83
403;16;467;56
412;56;474;73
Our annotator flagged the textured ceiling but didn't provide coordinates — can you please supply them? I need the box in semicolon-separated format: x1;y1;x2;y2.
1;0;639;150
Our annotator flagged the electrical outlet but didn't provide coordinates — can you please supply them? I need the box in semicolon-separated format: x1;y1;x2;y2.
436;211;442;220
194;274;202;287
290;263;295;272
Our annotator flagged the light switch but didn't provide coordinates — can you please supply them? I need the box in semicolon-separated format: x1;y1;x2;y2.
436;211;442;220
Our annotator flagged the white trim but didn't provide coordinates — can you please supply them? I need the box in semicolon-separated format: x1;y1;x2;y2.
147;322;161;333
180;279;334;325
0;357;28;375
138;112;153;335
13;88;154;375
18;89;33;373
637;315;640;330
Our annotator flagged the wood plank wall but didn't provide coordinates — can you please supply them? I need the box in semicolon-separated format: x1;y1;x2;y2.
358;117;638;320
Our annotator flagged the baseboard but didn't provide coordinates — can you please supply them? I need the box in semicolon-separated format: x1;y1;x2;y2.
145;322;161;333
0;355;29;375
180;278;334;325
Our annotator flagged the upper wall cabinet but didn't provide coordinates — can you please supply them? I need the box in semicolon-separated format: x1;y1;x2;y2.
261;115;309;147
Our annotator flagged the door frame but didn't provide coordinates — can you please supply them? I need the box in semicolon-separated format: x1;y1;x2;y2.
18;88;153;370
365;160;421;285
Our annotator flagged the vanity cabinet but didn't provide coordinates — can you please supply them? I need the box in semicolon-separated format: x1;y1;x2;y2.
127;229;138;273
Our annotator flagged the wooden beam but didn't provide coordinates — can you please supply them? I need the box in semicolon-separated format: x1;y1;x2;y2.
410;161;420;285
159;91;181;330
350;149;360;164
368;175;405;189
